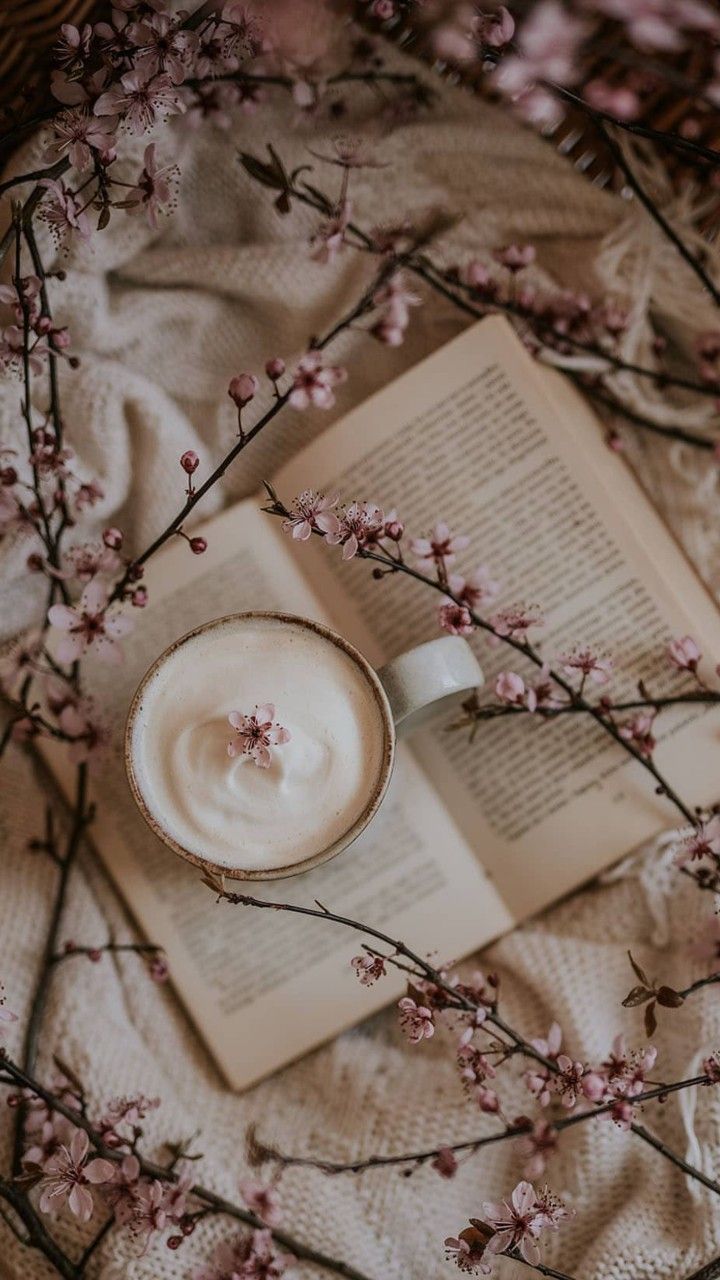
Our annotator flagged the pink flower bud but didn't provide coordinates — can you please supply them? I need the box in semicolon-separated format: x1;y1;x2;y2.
103;527;123;550
228;373;259;407
127;562;144;582
131;586;148;608
88;948;102;963
189;537;207;555
385;518;404;541
0;466;17;486
265;357;286;381
180;450;199;475
26;552;44;573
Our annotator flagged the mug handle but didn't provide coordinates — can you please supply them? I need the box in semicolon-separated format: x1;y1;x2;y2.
376;636;484;733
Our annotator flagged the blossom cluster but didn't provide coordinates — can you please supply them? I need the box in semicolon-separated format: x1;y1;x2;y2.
427;0;720;129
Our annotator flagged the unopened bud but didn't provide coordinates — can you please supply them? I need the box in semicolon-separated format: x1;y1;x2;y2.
180;450;199;475
228;373;259;407
103;527;123;550
265;357;286;381
189;537;207;555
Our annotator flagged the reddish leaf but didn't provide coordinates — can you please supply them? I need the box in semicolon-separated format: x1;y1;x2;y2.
644;1000;658;1038
622;984;654;1008
656;985;685;1008
628;950;651;988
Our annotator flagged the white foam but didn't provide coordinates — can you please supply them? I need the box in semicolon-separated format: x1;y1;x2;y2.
129;617;388;870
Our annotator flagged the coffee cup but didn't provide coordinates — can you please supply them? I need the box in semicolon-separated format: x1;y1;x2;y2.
125;611;483;881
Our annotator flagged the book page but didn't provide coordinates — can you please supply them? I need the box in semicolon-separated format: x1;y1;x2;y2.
272;317;720;920
43;499;508;1089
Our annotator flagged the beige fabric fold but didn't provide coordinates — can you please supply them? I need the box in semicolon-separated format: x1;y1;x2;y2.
1;41;719;1279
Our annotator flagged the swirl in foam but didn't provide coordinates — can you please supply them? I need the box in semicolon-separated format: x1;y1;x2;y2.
129;616;390;871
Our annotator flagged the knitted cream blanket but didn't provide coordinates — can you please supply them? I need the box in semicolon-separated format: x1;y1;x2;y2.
1;40;720;1280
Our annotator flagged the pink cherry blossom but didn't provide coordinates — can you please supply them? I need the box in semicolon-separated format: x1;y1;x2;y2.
38;179;91;244
310;200;351;264
0;983;17;1034
125;144;178;230
589;0;720;52
618;711;656;759
559;648;613;686
351;953;386;985
127;12;197;84
58;700;109;764
38;1129;114;1222
326;501;385;560
518;1120;558;1179
668;635;702;673
482;1180;545;1265
289;353;347;410
439;601;474;637
239;1179;282;1227
194;1227;291;1280
282;489;340;541
474;5;515;49
674;815;720;867
493;244;536;273
48;107;116;171
488;605;544;643
524;1021;562;1106
445;1227;493;1275
48;580;133;665
448;566;501;610
398;996;434;1043
410;522;470;570
495;671;537;712
554;1054;586;1108
227;704;291;768
95;67;184;133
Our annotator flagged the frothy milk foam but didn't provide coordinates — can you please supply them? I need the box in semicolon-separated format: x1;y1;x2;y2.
129;616;389;871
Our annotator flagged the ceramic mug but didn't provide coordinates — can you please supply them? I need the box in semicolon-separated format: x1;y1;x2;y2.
125;611;483;881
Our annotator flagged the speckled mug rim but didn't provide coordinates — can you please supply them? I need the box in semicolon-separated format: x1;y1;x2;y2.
124;611;396;881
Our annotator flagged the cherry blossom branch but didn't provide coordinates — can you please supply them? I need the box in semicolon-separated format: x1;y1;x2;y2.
108;261;393;604
0;1057;382;1280
211;885;720;1197
548;84;720;167
0;1178;77;1280
455;690;720;724
11;764;90;1176
253;1075;711;1175
265;492;699;830
240;153;720;450
593;118;720;311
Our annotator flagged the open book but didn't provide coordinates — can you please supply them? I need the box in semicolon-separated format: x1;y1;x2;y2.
44;316;720;1089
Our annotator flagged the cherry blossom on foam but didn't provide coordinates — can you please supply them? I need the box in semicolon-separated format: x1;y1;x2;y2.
48;579;133;665
38;1129;114;1222
227;704;291;768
